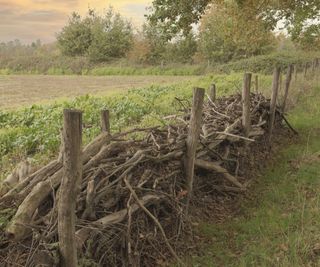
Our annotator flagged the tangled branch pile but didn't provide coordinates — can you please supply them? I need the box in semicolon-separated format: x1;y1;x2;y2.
0;92;291;266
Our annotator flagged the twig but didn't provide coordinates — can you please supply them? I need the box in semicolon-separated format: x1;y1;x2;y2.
123;177;185;266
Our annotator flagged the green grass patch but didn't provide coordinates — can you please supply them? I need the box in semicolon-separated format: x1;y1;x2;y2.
191;85;320;266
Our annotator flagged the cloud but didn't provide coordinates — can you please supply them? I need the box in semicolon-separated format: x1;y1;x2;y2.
19;10;67;22
0;6;68;42
0;0;150;43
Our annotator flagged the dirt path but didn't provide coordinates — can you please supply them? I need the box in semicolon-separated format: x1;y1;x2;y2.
0;75;195;109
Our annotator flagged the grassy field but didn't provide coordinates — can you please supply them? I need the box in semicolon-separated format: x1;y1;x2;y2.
191;78;320;266
0;75;194;109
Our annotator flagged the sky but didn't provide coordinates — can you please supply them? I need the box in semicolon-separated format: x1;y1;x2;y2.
0;0;151;44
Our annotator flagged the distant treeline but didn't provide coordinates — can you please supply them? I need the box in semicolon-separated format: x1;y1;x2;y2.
0;3;319;75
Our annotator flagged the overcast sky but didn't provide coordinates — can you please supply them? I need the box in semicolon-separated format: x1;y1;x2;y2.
0;0;150;44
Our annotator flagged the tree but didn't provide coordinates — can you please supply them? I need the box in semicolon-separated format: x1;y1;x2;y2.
294;24;320;50
57;12;93;56
166;33;198;63
87;8;133;62
198;2;275;62
147;0;212;38
141;22;169;64
57;8;133;61
148;0;320;44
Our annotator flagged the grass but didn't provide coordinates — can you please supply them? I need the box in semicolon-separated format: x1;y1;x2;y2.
0;65;204;76
191;79;320;266
1;50;318;77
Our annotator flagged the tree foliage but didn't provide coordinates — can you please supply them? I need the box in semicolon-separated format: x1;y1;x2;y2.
199;2;275;62
148;0;320;48
57;8;133;62
167;33;198;63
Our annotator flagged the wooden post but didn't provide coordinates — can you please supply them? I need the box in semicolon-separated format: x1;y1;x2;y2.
255;75;259;92
268;67;281;142
242;73;252;137
294;64;298;81
312;59;316;74
304;63;308;78
279;73;283;94
209;84;216;102
58;109;83;267
185;88;205;210
282;65;293;112
101;109;110;134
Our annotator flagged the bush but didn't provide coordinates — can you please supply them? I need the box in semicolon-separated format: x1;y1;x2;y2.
215;51;320;74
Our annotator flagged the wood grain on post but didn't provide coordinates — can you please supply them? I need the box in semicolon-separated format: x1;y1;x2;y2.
101;109;110;134
255;75;259;92
242;73;252;137
185;87;205;210
304;63;308;78
282;65;293;112
58;109;83;267
269;67;281;142
209;84;216;102
312;59;316;74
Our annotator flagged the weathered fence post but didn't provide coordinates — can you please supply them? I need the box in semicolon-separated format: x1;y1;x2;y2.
294;64;298;81
279;72;283;93
312;59;316;74
282;65;294;112
242;73;252;137
185;87;205;211
209;84;216;102
255;75;259;92
58;109;83;267
268;67;281;142
101;109;110;134
304;63;308;78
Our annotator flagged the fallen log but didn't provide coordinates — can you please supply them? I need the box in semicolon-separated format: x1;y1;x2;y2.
195;159;245;189
75;194;163;247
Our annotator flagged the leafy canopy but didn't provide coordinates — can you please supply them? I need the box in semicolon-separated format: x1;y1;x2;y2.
148;0;320;47
199;2;276;62
57;7;133;62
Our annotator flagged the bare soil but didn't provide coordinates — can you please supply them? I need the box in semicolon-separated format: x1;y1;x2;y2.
0;75;194;109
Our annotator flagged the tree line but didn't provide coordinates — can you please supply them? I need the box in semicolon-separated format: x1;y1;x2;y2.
56;1;319;64
1;1;319;66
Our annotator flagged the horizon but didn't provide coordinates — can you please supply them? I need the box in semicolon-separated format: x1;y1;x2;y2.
0;0;150;44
